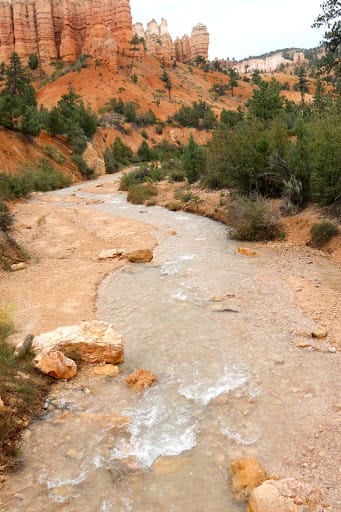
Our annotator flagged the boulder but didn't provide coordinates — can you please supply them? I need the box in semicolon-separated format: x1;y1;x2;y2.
247;478;324;512
34;350;77;380
125;369;158;391
127;249;153;263
229;458;267;502
32;321;124;365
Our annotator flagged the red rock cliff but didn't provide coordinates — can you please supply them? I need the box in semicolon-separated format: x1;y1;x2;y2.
0;0;133;71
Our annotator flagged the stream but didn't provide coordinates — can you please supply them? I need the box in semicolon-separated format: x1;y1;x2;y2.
1;177;340;511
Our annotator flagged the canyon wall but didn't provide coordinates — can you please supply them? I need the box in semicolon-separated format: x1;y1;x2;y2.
0;0;133;71
133;19;209;64
235;51;307;74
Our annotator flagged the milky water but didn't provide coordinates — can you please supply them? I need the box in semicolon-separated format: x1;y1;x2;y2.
2;179;339;512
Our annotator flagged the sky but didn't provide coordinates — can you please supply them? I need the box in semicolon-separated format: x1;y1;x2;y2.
130;0;326;61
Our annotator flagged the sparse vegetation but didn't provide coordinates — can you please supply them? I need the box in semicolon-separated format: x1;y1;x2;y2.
227;194;281;241
127;183;158;204
0;306;51;472
310;221;339;248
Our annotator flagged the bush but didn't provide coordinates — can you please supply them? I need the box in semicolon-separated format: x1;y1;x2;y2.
42;144;66;164
127;184;158;204
0;201;13;232
104;137;134;173
228;195;280;241
28;53;39;70
71;155;95;179
0;162;71;199
310;221;339;248
172;101;217;130
155;124;163;135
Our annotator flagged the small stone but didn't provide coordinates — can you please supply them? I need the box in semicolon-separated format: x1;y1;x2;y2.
93;365;119;377
229;458;267;502
98;249;124;260
304;393;313;399
10;262;27;271
296;342;312;349
166;230;177;236
272;356;285;365
236;247;258;257
312;328;328;339
0;397;5;410
84;388;91;394
125;369;158;391
66;449;79;459
127;249;153;263
328;347;337;353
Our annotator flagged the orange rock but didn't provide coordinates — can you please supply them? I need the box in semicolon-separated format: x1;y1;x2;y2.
229;458;267;502
127;248;153;263
236;247;258;257
125;369;158;391
34;350;77;380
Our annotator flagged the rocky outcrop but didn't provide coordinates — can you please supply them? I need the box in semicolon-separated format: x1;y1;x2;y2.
247;478;324;512
134;18;209;64
235;50;308;74
0;0;133;71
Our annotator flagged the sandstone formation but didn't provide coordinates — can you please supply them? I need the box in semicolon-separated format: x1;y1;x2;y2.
32;320;124;364
133;18;209;64
0;0;133;71
125;369;158;391
247;478;324;512
229;458;268;502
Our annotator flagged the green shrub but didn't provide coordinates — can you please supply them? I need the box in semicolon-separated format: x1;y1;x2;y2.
71;155;95;179
155;124;163;135
0;201;13;232
167;168;186;182
0;162;71;199
310;221;339;248
228;195;280;241
28;53;39;70
119;168;149;191
127;184;157;204
42;144;66;164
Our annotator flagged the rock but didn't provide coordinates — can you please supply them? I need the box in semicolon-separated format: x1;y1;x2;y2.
153;456;187;475
98;248;125;260
127;249;153;263
10;262;27;271
93;364;119;377
190;23;210;61
229;458;267;502
236;248;258;257
32;321;124;365
125;369;158;391
166;230;177;236
0;0;133;69
0;396;5;410
312;328;328;339
247;478;324;512
15;334;34;358
34;350;77;380
83;142;105;176
66;448;79;459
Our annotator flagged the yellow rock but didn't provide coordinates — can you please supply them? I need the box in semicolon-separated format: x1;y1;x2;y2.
236;248;258;257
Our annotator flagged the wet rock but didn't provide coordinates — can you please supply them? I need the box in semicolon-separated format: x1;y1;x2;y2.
32;321;124;365
236;248;258;257
247;478;324;512
10;262;27;271
229;458;267;502
127;249;153;263
153;456;188;475
93;364;119;377
312;328;328;339
125;369;158;391
34;351;77;380
98;248;125;260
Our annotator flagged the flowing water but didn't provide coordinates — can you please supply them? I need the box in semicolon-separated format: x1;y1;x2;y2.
1;178;340;511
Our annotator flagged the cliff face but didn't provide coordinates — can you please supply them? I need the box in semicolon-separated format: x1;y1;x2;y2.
235;51;308;74
0;0;133;71
134;18;209;64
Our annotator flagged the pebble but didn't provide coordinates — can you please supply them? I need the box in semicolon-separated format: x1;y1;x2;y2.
273;356;285;365
10;262;27;271
304;393;314;399
312;328;328;339
66;448;79;459
328;347;337;353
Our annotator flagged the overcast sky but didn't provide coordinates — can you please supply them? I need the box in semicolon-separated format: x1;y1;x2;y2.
130;0;326;60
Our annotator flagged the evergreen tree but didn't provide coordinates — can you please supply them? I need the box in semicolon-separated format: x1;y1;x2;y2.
296;66;310;107
248;78;283;124
182;133;206;184
227;67;239;97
